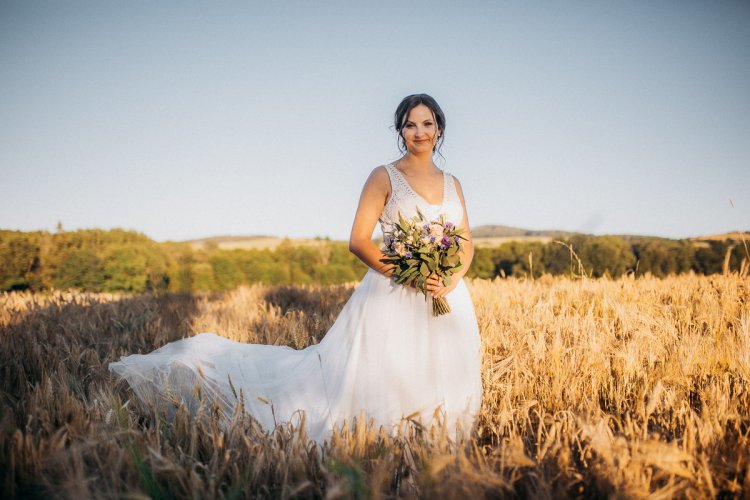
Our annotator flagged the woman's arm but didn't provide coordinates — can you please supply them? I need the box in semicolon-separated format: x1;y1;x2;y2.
429;175;474;298
451;176;475;281
348;166;395;277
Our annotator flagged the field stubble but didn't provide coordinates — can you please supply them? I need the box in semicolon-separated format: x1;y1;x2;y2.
0;272;748;498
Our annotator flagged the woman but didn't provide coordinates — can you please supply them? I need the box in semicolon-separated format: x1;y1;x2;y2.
109;93;483;447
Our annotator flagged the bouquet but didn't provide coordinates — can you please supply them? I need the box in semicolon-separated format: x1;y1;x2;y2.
379;207;467;316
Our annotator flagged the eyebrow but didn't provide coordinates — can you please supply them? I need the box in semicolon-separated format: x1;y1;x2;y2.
405;118;435;124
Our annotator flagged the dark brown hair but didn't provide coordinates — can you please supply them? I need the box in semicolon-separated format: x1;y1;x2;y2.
393;93;446;159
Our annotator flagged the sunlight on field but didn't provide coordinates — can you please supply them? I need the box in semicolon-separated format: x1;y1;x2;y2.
184;235;339;251
1;273;748;497
472;236;553;247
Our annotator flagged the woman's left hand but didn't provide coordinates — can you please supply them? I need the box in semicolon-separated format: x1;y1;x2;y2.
426;274;459;298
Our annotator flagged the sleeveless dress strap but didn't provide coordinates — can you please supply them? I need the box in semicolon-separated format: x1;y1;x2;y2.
382;163;399;207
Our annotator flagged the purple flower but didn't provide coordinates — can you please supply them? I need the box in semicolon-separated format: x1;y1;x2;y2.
441;235;451;248
445;222;454;230
429;235;436;243
423;223;430;231
405;251;413;259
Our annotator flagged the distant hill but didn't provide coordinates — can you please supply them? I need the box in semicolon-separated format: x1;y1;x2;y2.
689;231;750;242
179;225;567;250
471;224;582;239
181;234;337;251
468;225;590;248
178;228;750;251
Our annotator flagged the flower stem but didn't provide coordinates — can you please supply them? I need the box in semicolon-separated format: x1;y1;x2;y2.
432;297;451;316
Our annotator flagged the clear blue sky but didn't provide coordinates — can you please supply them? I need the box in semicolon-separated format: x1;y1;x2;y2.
2;0;748;242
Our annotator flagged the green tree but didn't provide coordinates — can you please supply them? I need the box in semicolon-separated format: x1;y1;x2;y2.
693;241;726;275
541;241;580;277
102;245;152;292
579;236;636;278
0;231;40;290
52;249;105;290
210;252;244;290
191;262;216;291
467;247;496;279
632;238;695;277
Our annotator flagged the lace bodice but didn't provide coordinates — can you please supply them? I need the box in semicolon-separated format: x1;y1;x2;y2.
378;162;464;239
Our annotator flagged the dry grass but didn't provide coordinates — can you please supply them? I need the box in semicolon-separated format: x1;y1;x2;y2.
1;272;748;498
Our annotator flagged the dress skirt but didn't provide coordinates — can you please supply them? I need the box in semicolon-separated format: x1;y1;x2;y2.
109;268;483;445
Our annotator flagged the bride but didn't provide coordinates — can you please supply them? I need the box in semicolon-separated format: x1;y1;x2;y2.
109;93;483;447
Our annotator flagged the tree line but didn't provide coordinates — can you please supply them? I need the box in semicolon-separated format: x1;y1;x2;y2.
468;234;747;279
0;229;747;293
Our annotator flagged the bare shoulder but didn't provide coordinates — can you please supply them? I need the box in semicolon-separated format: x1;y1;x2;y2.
451;174;466;199
369;164;390;182
364;165;391;195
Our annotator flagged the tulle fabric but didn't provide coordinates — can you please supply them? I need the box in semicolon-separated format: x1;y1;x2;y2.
109;267;483;445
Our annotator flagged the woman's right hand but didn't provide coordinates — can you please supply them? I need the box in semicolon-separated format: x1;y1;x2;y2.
382;263;396;279
383;265;419;290
383;264;396;278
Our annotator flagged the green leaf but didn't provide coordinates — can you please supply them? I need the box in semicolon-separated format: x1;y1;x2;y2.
419;262;429;277
416;206;425;221
398;212;409;229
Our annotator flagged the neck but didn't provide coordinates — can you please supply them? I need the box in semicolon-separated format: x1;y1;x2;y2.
398;152;437;174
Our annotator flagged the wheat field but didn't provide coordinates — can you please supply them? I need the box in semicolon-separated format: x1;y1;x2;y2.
1;272;748;498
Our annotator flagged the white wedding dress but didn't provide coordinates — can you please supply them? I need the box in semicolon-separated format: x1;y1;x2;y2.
109;162;483;445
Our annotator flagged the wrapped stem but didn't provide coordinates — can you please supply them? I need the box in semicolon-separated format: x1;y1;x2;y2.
432;296;451;316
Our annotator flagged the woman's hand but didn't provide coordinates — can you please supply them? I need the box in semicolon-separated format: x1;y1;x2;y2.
426;273;459;298
382;263;396;278
385;266;428;292
387;268;458;296
385;266;420;291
